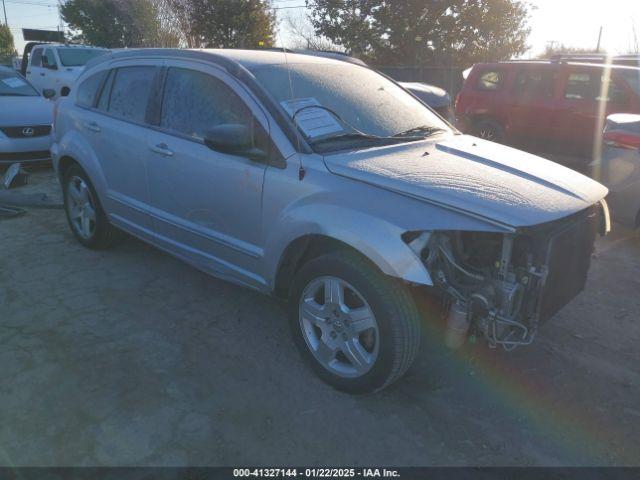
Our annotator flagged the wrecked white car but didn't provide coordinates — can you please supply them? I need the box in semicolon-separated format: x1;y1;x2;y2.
51;49;609;393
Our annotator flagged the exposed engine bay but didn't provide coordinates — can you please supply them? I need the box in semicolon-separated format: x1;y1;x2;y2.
407;202;609;350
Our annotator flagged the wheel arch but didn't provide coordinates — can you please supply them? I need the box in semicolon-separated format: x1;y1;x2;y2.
54;130;109;205
274;234;363;298
271;228;434;299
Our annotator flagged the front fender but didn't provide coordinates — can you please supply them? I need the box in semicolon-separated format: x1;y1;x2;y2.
263;202;434;287
261;164;514;291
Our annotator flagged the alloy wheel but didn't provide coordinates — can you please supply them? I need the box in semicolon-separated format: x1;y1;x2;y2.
298;276;380;378
479;127;496;141
66;175;97;240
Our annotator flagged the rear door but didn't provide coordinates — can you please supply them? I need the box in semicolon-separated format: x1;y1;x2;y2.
554;66;630;154
144;60;271;288
81;60;161;235
506;65;558;148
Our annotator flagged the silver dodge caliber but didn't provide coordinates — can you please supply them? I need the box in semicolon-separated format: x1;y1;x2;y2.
51;49;610;393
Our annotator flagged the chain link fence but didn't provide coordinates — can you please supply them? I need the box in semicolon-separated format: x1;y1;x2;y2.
376;65;466;96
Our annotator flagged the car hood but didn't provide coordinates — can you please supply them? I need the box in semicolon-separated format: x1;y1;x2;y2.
323;134;608;228
0;96;53;127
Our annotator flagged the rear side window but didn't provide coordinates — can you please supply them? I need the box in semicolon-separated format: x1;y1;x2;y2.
30;48;43;67
76;70;108;108
564;73;596;100
619;70;640;96
476;70;503;91
514;69;555;98
160;68;261;143
107;67;157;123
564;70;629;103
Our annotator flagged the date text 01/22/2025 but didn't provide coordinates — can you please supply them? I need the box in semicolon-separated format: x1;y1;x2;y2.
232;468;401;478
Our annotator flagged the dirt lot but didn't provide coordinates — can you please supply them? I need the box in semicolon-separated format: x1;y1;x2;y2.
0;169;639;467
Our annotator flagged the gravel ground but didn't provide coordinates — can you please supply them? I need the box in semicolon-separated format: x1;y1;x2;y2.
0;168;639;467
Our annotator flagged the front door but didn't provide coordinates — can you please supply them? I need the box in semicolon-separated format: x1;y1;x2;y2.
27;47;46;92
145;62;270;289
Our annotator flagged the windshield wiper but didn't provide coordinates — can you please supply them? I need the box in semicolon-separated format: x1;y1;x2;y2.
308;132;384;146
0;93;33;97
393;125;447;138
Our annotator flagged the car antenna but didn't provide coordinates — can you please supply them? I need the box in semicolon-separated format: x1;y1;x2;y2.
276;32;306;180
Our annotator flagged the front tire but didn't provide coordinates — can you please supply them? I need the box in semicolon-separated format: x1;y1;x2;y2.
288;251;422;394
474;119;504;143
62;164;122;249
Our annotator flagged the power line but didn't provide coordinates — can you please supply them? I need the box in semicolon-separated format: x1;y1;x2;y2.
5;0;57;7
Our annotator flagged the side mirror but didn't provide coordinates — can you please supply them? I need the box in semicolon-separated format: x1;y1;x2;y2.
203;124;267;161
42;89;56;99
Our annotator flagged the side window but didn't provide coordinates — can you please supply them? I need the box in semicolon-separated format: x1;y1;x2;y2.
514;69;555;98
43;49;57;69
599;77;629;104
96;69;115;112
30;48;43;68
564;72;597;100
76;70;108;108
160;67;267;148
107;66;157;123
476;70;503;91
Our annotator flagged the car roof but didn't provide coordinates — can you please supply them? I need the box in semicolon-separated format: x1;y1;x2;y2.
87;48;361;72
33;43;107;49
474;60;640;72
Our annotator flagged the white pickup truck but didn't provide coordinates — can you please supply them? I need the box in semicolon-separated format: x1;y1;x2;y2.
23;44;108;98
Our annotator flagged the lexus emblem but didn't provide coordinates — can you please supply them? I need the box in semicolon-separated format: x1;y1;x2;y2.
22;127;35;137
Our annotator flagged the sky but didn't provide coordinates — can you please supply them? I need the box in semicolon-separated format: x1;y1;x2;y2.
3;0;640;59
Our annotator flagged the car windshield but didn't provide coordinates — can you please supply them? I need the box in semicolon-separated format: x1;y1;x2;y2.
57;48;108;67
619;69;640;96
0;70;39;96
251;62;451;151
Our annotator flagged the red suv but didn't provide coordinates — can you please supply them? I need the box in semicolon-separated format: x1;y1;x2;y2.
455;61;640;156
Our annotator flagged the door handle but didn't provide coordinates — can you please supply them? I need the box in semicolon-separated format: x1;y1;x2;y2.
84;122;101;133
149;143;174;157
40;73;46;76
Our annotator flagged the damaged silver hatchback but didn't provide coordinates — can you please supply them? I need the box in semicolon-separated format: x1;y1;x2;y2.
51;49;610;393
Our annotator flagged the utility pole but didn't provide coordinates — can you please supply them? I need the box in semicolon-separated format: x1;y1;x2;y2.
57;0;64;41
596;26;603;53
2;0;8;26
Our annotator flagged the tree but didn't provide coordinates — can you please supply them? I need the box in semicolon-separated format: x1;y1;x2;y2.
0;24;17;58
168;0;276;48
61;0;174;48
284;13;343;51
307;0;531;66
536;42;599;60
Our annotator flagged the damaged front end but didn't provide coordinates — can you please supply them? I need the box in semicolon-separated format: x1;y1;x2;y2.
406;202;609;351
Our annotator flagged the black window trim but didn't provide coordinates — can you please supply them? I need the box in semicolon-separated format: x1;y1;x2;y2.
150;65;285;168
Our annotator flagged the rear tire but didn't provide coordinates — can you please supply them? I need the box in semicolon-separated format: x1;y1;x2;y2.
474;119;505;143
288;251;422;394
62;164;122;249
